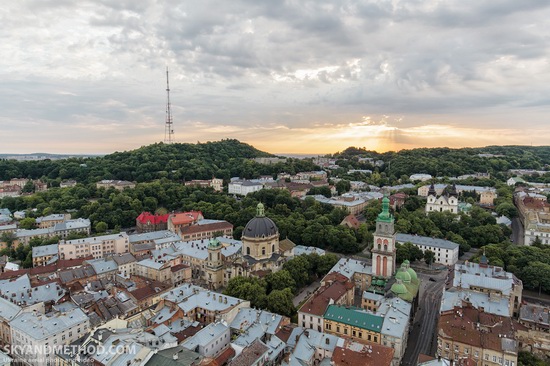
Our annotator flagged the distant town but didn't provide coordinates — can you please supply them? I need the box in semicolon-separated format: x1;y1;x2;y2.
0;141;549;366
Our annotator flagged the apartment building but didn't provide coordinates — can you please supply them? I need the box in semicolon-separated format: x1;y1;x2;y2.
59;232;129;260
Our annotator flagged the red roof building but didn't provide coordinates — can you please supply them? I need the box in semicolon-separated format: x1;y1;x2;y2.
136;212;170;233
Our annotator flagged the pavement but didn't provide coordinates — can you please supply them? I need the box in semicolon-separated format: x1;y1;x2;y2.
293;280;321;307
401;269;447;366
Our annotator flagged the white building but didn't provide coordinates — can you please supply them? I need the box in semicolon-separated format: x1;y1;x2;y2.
181;322;230;358
228;180;264;196
409;174;432;182
395;234;460;265
10;308;89;366
425;185;459;214
59;232;129;260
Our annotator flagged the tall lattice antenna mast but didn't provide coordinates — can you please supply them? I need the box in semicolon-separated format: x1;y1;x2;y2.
164;67;174;143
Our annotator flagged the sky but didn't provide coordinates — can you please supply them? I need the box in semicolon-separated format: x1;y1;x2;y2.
1;0;549;155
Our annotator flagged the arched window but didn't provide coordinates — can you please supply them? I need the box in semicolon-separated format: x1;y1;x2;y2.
377;239;382;244
384;244;388;251
378;244;381;250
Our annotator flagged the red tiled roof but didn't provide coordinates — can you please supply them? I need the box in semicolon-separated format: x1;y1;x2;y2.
298;280;352;316
136;212;169;225
341;214;360;229
180;221;233;235
332;344;394;366
214;347;235;366
129;281;170;301
170;211;203;226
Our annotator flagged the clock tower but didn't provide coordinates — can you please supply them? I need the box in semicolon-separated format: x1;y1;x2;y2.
372;195;397;278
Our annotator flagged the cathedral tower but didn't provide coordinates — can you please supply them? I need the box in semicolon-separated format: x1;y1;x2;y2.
372;195;397;278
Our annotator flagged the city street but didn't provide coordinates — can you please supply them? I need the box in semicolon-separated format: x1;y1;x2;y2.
401;269;447;366
512;217;524;245
292;280;320;307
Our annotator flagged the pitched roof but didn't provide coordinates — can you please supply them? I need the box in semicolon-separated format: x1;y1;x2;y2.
332;344;394;366
324;305;383;333
228;339;269;366
340;214;360;229
299;280;352;316
180;221;233;235
136;212;169;225
279;238;296;252
170;211;203;226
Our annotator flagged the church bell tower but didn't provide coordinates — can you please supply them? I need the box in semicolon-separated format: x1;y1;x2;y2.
372;195;397;278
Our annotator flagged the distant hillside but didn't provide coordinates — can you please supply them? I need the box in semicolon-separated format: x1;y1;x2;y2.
332;145;550;178
0;139;318;183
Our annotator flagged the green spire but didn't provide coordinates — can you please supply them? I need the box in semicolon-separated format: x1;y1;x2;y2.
377;195;394;223
256;203;265;217
208;238;221;249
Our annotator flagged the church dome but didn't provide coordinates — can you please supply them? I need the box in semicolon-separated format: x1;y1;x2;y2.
243;203;278;238
391;280;407;295
208;238;221;249
407;267;418;281
395;267;411;283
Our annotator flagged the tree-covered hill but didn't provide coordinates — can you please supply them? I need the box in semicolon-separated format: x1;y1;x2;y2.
0;139;318;184
333;145;550;178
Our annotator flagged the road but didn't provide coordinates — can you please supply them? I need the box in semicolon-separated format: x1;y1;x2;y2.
401;270;447;366
511;217;524;245
293;280;321;307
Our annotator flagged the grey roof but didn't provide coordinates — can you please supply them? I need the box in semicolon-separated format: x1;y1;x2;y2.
243;216;278;238
362;291;384;302
0;275;65;306
396;233;459;250
129;230;177;244
0;296;22;321
32;243;59;258
63;232;128;245
87;258;118;275
137;258;165;270
285;328;344;366
519;303;549;325
147;345;203;366
294;245;325;256
36;214;65;223
0;209;11;216
54;218;90;232
441;289;510;317
112;253;136;265
181;322;229;350
162;284;248;313
377;297;411;338
16;227;50;238
328;258;372;279
10;308;89;340
453;262;516;296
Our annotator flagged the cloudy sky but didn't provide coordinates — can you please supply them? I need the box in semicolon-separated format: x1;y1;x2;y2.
1;0;549;154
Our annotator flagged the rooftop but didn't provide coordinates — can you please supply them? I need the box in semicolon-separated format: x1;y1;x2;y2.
328;258;372;279
324;305;383;333
396;233;459;250
10;308;88;340
32;243;59;258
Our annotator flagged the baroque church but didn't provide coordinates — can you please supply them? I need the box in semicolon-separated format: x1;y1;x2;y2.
204;203;284;289
425;183;459;214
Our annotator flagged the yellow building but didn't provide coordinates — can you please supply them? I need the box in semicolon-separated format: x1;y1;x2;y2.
324;305;383;344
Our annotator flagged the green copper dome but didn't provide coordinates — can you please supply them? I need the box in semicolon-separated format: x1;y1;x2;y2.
407;267;418;281
395;267;412;283
208;238;221;249
403;259;410;265
376;194;394;223
391;280;407;295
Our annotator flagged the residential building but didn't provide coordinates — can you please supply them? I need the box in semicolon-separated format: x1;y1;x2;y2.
96;179;136;190
16;218;91;245
184;177;223;192
298;273;354;332
59;180;77;188
515;191;550;245
282;328;344;366
437;305;519;366
516;303;550;357
0;297;21;347
452;260;523;317
331;342;394;366
36;213;70;228
32;244;59;267
135;259;172;283
324;305;383;344
395;233;460;265
306;195;367;215
170;264;192;286
112;253;137;277
181;322;231;358
253;157;287;165
59;232;129;260
228;180;264;196
179;219;233;241
135;212;169;233
160;284;250;324
10;308;89;366
167;211;203;233
377;297;412;365
228;339;270;366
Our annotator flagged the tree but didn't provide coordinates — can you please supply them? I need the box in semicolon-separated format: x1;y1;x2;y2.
95;221;108;233
224;276;268;309
266;270;296;293
396;242;424;264
266;288;296;317
283;255;312;288
424;250;435;266
335;180;351;195
18;217;36;230
22;180;34;193
495;202;518;218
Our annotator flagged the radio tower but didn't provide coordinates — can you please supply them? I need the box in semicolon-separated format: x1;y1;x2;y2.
164;67;174;143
